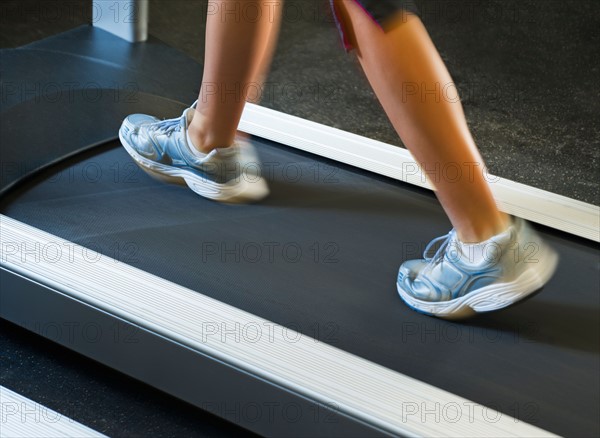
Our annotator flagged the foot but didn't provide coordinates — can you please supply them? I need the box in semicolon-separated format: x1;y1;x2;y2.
397;217;559;319
118;103;269;203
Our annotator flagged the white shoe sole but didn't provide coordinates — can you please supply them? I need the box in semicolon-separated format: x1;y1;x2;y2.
119;132;269;203
397;244;559;320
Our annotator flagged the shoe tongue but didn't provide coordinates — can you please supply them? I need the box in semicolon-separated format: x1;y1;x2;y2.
214;143;238;157
184;107;195;126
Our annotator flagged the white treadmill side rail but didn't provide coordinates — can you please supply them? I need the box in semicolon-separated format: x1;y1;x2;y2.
239;103;600;242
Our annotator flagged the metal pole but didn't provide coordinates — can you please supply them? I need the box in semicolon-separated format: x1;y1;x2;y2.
92;0;149;43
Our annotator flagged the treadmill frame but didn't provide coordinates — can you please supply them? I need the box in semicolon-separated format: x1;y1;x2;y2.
0;215;556;437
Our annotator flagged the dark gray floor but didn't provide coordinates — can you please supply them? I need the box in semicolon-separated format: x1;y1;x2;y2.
1;0;599;204
0;320;257;437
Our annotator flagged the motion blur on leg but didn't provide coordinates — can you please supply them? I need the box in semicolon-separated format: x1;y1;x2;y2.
119;0;283;202
330;0;558;319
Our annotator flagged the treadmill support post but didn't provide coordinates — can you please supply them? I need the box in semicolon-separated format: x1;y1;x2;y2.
92;0;148;42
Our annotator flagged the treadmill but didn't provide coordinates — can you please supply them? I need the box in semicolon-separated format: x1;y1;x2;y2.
1;2;599;436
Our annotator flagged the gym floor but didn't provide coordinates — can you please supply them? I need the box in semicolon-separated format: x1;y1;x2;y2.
2;0;598;204
1;1;599;436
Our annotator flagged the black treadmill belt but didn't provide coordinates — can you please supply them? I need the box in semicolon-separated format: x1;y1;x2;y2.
1;137;598;437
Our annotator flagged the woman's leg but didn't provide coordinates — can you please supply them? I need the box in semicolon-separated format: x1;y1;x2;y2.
189;0;283;153
332;1;509;243
247;1;283;104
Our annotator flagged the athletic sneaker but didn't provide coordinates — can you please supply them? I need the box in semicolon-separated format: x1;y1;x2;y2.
397;217;558;319
119;103;269;203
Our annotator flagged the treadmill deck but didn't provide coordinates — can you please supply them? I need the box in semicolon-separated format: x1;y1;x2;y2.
1;138;598;436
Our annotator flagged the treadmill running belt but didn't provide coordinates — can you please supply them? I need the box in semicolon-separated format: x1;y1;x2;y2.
1;136;598;437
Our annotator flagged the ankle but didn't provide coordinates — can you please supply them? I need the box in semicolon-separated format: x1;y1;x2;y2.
457;213;512;244
188;117;236;154
187;122;215;154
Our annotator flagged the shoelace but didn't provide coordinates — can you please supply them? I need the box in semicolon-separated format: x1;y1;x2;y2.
150;117;181;136
422;229;457;272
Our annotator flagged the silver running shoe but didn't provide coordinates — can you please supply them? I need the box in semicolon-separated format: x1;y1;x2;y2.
397;217;559;319
119;104;269;203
